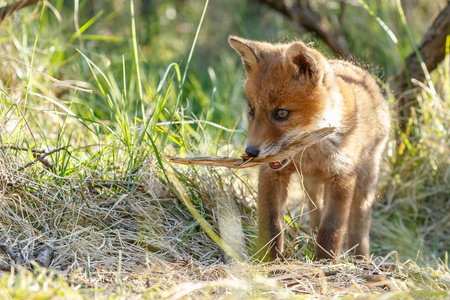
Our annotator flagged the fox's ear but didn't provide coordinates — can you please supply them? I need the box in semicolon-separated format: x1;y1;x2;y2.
228;36;258;73
284;42;323;85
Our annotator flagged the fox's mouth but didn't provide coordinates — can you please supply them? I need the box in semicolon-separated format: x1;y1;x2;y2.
268;158;291;170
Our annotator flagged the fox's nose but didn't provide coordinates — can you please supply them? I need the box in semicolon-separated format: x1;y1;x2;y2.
245;146;259;158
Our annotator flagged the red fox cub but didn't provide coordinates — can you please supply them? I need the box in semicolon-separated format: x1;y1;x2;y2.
229;36;390;261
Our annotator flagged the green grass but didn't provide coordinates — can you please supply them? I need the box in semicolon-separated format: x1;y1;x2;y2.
0;0;449;298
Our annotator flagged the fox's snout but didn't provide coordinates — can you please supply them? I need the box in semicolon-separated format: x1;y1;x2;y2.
244;146;259;158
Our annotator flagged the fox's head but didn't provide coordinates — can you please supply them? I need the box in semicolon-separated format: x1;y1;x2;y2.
229;36;342;169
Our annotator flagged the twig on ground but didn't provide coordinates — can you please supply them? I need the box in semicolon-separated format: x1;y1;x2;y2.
0;241;26;272
17;146;70;172
1;146;45;154
0;241;21;263
0;0;41;25
0;240;54;271
33;244;54;268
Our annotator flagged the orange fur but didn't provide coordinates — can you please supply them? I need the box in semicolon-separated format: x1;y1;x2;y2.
229;36;390;261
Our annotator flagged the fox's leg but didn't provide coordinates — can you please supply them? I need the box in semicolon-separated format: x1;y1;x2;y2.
347;194;373;259
255;164;294;261
302;176;324;233
314;175;356;260
347;154;383;259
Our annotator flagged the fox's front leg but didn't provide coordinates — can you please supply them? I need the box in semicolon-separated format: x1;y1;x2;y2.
314;175;357;260
255;164;294;261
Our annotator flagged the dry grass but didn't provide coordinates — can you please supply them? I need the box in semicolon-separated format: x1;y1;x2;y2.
1;142;450;299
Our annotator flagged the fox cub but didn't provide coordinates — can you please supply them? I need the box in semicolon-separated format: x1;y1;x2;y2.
229;36;390;261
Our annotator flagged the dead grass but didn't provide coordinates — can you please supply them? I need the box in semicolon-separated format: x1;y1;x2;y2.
3;250;450;299
1;142;450;299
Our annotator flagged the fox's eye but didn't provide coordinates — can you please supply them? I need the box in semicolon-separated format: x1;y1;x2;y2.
275;109;290;120
248;106;255;118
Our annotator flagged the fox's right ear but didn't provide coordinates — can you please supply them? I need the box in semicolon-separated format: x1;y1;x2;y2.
228;36;258;73
284;42;324;86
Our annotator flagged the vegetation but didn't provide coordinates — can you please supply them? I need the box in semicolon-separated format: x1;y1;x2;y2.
0;0;449;298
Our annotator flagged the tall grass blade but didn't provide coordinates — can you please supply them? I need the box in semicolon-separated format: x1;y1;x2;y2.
167;169;244;262
357;0;398;44
395;0;436;95
130;0;143;104
178;0;209;102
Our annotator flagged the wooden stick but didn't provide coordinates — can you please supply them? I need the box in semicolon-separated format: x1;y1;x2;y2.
17;146;69;172
2;146;45;154
0;0;41;25
167;127;335;169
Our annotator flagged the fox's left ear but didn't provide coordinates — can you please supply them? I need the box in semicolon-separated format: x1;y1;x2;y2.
284;42;324;86
229;36;259;73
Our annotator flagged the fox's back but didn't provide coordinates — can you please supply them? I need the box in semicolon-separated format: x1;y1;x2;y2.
298;60;390;178
331;60;390;139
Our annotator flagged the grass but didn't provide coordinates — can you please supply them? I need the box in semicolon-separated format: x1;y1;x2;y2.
1;258;450;299
0;0;449;298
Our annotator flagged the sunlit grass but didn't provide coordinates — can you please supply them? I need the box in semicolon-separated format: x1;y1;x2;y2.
0;0;449;299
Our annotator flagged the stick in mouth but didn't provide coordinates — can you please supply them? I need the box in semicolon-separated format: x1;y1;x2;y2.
167;127;335;169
